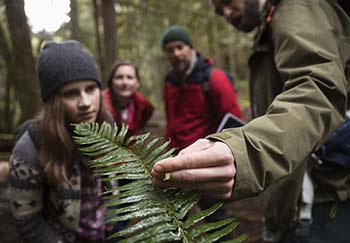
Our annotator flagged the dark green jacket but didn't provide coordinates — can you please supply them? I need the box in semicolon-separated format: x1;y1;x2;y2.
209;0;350;203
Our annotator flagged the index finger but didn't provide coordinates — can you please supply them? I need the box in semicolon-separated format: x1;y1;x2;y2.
152;144;232;174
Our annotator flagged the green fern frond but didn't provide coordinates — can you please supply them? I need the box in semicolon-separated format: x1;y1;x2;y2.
73;122;248;243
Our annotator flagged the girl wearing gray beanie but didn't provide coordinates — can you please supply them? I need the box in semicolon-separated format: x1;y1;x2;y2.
8;40;117;243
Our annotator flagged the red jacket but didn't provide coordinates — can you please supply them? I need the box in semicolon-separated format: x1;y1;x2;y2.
103;88;154;137
164;53;242;151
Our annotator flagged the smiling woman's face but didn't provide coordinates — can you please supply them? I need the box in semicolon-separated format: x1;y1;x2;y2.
111;65;140;101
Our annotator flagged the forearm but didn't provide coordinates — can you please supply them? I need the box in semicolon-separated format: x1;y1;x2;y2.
208;79;345;200
9;178;61;243
9;147;61;243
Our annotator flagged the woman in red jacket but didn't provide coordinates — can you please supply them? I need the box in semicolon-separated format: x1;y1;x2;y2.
103;61;154;137
103;61;154;240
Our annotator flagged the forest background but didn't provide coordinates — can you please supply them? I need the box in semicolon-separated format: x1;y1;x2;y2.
0;0;253;134
0;1;264;242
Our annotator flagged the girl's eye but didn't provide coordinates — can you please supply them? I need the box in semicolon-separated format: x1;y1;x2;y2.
86;84;98;93
62;90;77;98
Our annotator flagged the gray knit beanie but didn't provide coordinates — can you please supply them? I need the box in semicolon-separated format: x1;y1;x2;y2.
161;25;193;49
37;40;101;102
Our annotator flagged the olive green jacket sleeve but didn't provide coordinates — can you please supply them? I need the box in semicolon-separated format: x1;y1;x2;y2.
208;0;350;200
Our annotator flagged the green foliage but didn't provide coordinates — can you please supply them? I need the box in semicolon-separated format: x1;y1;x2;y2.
73;122;248;243
0;0;254;130
104;0;253;108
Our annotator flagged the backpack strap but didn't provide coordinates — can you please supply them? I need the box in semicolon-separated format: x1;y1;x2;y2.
202;67;217;131
202;66;214;95
15;119;39;149
15;119;32;141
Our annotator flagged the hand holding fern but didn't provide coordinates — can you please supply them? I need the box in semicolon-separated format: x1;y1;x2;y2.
151;139;236;200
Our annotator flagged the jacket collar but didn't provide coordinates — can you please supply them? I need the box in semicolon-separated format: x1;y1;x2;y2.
166;52;213;85
253;0;280;49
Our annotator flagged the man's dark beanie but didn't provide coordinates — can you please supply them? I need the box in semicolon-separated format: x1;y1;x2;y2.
161;25;193;49
37;40;101;102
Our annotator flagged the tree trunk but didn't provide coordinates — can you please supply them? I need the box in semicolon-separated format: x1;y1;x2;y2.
70;0;81;41
207;13;222;68
0;20;13;132
92;0;104;86
4;0;41;123
101;0;117;84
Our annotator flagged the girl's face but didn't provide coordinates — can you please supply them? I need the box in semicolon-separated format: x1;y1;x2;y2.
58;80;101;124
111;65;140;100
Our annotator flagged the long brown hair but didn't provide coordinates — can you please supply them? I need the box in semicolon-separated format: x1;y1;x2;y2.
33;90;112;188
